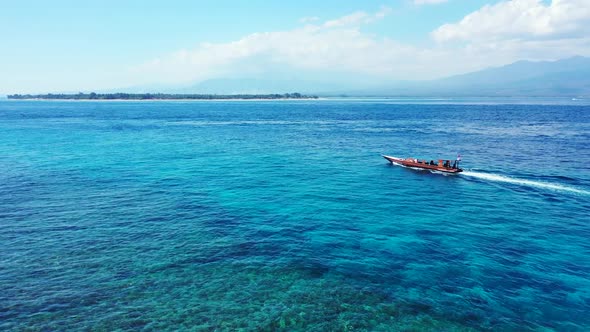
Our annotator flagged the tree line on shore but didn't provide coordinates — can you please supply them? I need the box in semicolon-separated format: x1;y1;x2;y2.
7;92;318;100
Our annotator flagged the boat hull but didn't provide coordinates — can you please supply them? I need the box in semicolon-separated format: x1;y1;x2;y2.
383;155;462;173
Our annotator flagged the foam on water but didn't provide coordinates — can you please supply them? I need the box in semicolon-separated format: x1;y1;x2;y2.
462;171;590;195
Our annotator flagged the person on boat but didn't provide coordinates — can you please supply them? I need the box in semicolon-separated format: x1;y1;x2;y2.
430;160;435;165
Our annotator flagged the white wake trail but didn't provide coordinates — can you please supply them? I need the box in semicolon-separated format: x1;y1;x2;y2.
461;171;590;195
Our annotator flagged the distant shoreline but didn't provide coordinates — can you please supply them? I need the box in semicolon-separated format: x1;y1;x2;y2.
0;97;327;103
7;92;318;101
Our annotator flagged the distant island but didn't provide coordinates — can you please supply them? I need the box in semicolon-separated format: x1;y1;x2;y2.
7;92;318;100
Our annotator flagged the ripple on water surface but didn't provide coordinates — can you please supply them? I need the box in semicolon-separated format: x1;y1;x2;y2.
0;100;589;331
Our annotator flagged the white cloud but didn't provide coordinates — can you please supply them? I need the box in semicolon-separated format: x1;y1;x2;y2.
433;0;590;43
414;0;449;5
299;16;320;24
130;3;590;86
323;6;391;27
427;0;590;67
323;11;371;27
132;7;428;84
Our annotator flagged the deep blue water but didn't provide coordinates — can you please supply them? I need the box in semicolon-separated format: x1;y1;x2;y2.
1;99;589;331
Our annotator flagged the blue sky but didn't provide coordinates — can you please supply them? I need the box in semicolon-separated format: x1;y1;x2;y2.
1;0;587;93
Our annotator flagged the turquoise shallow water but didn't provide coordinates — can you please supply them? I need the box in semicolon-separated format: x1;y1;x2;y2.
1;99;589;331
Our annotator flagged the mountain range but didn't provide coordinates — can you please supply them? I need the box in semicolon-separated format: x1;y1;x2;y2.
3;57;588;98
169;56;590;97
366;56;590;97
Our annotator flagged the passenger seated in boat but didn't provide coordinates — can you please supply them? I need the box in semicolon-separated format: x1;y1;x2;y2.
444;160;450;168
430;160;434;165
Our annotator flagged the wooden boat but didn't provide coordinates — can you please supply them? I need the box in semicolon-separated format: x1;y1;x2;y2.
383;155;463;173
